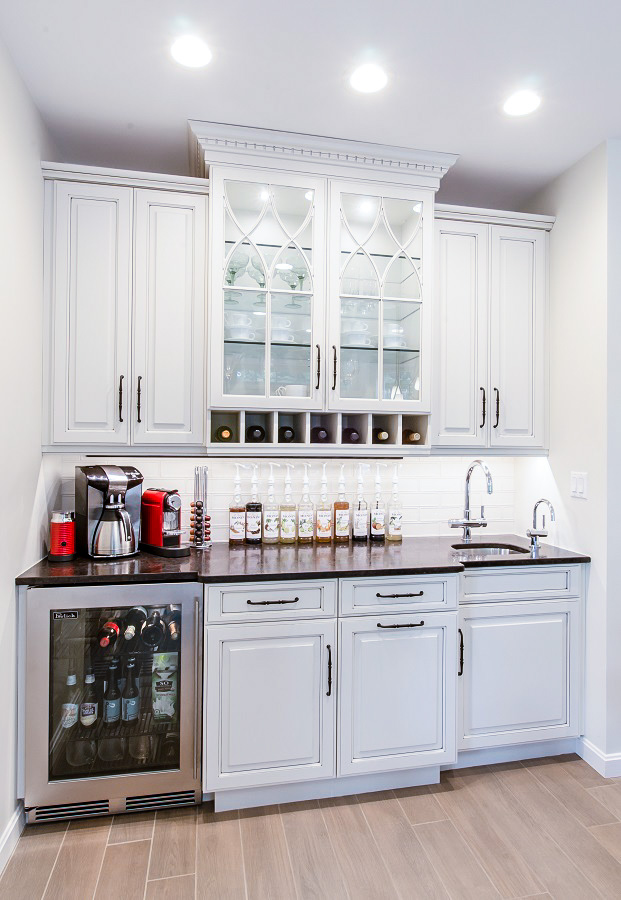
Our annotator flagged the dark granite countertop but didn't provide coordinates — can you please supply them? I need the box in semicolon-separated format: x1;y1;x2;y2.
16;534;590;587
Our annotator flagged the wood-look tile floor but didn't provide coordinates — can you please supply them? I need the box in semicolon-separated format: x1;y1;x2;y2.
4;755;621;899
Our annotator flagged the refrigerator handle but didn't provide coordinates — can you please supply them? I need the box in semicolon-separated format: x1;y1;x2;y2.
193;595;201;784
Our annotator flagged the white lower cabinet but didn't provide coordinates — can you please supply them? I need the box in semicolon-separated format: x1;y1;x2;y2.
338;613;457;775
458;599;581;749
205;619;336;790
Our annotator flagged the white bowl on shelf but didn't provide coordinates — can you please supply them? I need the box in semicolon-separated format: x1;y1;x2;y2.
342;332;377;348
384;337;408;349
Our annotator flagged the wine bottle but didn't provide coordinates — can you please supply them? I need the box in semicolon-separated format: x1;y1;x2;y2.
215;425;234;442
141;610;166;648
121;657;140;723
311;426;329;443
61;659;79;730
373;428;390;443
246;424;266;443
342;427;361;444
98;614;120;649
123;606;147;642
278;425;295;443
165;606;181;643
246;464;262;545
403;429;421;444
103;660;121;725
79;667;98;727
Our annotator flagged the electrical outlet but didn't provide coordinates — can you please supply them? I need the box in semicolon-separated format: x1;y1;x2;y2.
570;472;588;499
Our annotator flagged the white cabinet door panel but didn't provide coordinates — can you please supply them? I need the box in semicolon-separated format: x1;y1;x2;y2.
133;190;206;444
433;220;488;447
51;182;132;443
206;620;336;790
339;613;456;775
489;226;546;448
459;600;580;749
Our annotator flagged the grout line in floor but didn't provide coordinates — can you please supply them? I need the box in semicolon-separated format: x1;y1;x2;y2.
316;799;351;900
278;804;301;900
147;871;197;883
39;820;69;900
91;817;112;899
142;811;156;900
237;808;249;900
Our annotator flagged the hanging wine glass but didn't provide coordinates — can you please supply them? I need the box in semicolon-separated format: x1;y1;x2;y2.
249;254;267;307
225;250;249;285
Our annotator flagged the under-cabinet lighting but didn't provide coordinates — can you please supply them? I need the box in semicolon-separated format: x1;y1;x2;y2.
170;35;212;68
350;63;388;93
503;89;541;116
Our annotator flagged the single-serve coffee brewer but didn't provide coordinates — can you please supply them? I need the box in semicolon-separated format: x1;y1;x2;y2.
75;465;143;558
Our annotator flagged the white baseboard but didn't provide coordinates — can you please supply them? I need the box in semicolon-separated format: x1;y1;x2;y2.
0;804;25;879
446;738;579;770
577;737;621;778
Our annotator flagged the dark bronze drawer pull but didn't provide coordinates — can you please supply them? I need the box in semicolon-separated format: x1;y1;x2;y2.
315;344;321;390
377;621;424;629
494;387;500;428
137;375;143;423
118;374;124;423
458;627;464;676
326;643;332;696
246;597;300;606
480;386;486;428
375;591;424;599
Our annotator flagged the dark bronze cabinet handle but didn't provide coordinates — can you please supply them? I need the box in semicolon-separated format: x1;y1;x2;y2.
326;643;332;696
315;344;321;390
493;387;500;428
376;591;424;599
246;597;300;606
332;345;337;390
480;386;486;428
377;620;424;629
137;375;143;423
458;628;464;676
118;375;124;423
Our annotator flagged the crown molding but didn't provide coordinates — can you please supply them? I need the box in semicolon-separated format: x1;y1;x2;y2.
189;121;458;189
435;202;554;230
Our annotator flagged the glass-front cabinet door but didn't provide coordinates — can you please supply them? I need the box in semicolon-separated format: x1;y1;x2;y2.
209;168;326;409
328;180;433;412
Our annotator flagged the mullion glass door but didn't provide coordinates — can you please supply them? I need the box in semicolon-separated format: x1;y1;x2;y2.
49;604;182;781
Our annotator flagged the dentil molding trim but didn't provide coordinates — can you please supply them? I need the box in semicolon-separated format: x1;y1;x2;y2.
189;120;459;188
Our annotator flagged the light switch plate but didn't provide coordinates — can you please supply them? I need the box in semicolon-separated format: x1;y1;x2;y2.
570;472;588;499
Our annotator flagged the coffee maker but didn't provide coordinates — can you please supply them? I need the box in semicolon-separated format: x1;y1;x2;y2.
141;488;190;557
75;465;143;559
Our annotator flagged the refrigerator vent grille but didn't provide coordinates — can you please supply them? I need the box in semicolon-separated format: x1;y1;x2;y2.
33;800;110;822
126;790;197;812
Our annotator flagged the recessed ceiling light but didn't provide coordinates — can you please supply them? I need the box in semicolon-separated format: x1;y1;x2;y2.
350;63;388;94
171;35;212;68
360;199;376;215
305;191;313;201
503;89;541;117
259;189;269;201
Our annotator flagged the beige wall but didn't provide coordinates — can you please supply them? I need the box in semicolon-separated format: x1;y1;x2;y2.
0;37;54;854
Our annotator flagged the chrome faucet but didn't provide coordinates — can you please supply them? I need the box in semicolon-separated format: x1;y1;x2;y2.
449;460;494;541
527;499;555;550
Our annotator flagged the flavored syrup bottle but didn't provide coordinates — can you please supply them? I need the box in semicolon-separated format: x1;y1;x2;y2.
298;464;315;544
315;463;333;543
280;464;298;544
387;463;403;542
229;464;247;545
245;464;263;544
333;464;350;543
370;463;387;542
263;463;281;544
352;463;369;542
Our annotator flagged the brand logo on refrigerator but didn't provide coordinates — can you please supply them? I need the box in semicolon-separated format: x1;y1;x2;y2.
53;611;79;619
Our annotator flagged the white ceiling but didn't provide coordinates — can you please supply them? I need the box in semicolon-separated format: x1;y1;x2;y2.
1;0;619;209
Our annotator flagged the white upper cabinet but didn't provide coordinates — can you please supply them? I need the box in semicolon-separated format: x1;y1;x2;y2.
133;190;206;444
433;210;551;450
50;181;132;443
328;181;433;412
208;167;327;410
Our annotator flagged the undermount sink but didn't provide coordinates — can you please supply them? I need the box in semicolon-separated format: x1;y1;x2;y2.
451;543;530;557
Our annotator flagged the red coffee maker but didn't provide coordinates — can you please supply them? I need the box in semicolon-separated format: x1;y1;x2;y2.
140;489;190;557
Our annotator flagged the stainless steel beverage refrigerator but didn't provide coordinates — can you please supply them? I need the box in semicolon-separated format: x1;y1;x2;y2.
19;582;202;823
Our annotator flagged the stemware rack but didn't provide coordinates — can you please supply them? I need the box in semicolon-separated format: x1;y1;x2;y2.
207;410;429;457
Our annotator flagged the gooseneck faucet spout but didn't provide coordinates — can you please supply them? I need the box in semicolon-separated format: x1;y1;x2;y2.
449;460;494;542
527;498;556;550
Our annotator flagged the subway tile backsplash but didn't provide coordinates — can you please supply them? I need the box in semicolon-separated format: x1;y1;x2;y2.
43;454;517;544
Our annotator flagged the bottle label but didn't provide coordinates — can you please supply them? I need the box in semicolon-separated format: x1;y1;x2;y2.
263;511;279;539
298;511;314;537
371;509;385;536
389;511;403;536
316;509;332;539
335;509;350;537
61;702;78;728
229;510;245;540
280;510;297;538
246;511;262;540
353;509;368;537
103;698;121;723
122;696;140;722
80;702;98;726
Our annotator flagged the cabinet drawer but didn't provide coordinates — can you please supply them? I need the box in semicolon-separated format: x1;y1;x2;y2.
462;565;581;603
206;579;337;622
340;574;458;616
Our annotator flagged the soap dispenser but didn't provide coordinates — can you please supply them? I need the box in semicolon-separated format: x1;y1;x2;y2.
280;464;298;544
